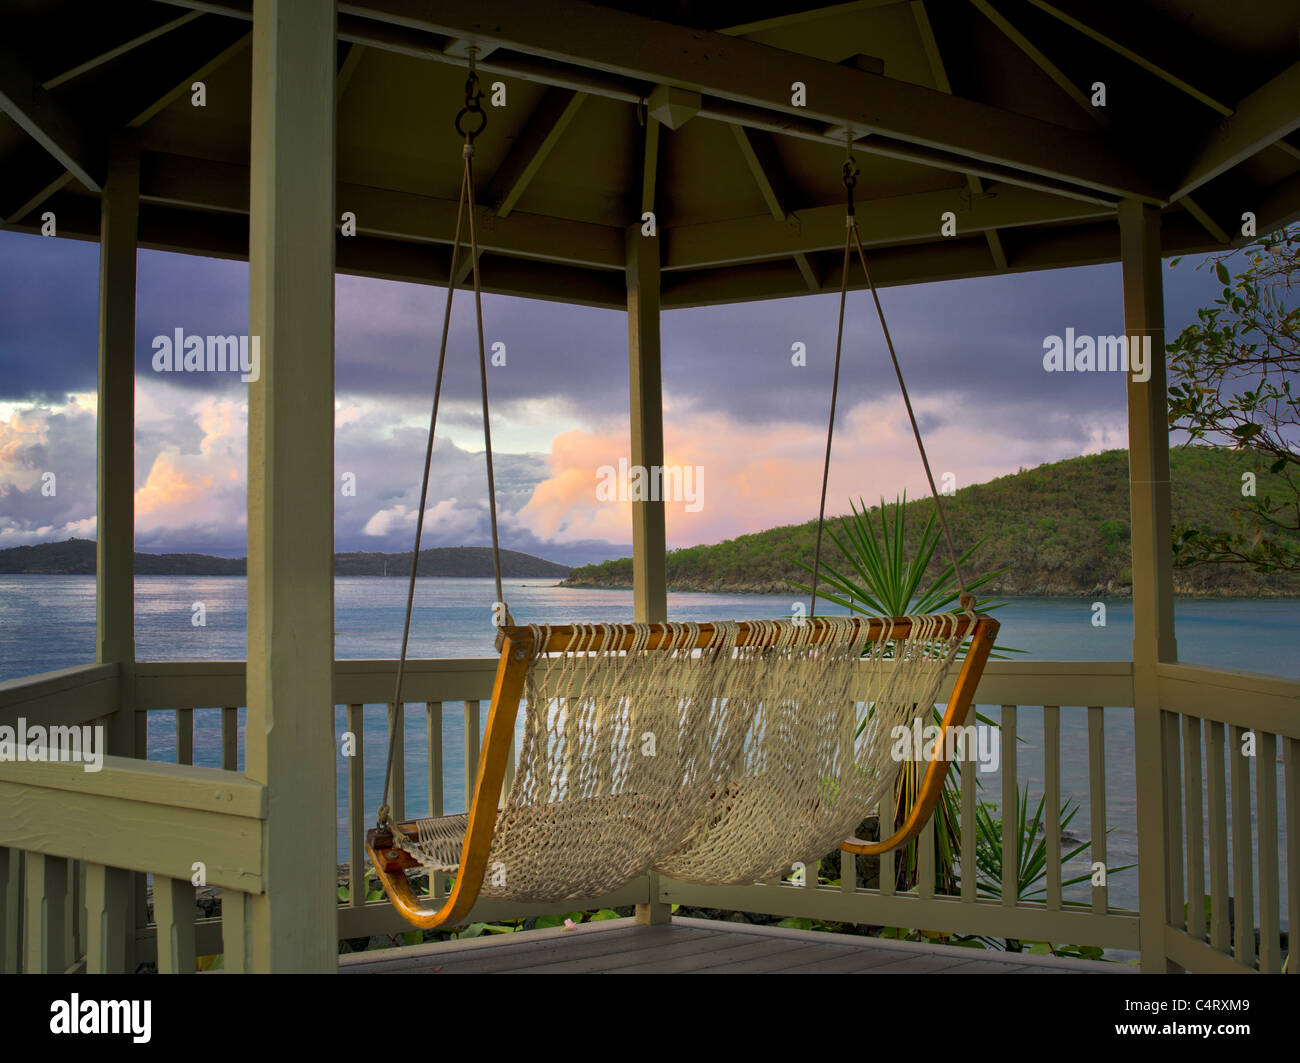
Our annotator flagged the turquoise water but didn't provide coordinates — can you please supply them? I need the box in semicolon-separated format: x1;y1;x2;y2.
2;575;1295;914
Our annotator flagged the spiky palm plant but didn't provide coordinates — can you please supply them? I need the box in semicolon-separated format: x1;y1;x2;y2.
789;494;1012;893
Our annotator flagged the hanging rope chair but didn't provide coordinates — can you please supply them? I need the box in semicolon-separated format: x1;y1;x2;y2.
366;66;998;930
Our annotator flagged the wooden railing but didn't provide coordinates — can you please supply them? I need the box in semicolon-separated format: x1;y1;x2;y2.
1154;663;1299;974
1;656;1294;971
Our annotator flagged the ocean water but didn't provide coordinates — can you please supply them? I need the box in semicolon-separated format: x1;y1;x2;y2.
2;575;1295;916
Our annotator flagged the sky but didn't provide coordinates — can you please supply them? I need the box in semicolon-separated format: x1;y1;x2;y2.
0;226;1228;566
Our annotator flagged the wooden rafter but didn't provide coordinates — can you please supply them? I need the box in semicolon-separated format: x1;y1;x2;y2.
729;125;818;290
1023;0;1236;116
336;42;366;102
0;40;104;191
127;31;251;128
151;0;1160;200
1173;62;1300;202
913;0;1008;270
484;88;587;218
41;11;204;90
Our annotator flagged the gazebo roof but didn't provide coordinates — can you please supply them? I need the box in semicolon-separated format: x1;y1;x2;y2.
2;0;1298;308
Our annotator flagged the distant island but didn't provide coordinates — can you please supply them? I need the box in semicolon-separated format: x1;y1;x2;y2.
563;447;1300;598
0;541;571;579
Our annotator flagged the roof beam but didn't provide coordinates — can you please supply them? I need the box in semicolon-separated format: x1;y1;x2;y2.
0;40;104;190
336;42;367;102
136;150;624;270
913;0;1007;270
966;3;1234;249
41;11;204;90
730;125;818;289
484;88;587;217
664;183;1112;270
969;0;1107;125
641;115;660;217
152;0;1144;202
335;0;1162;201
127;31;251;128
1023;0;1236;116
1172;61;1300;202
0;146;75;223
717;1;899;37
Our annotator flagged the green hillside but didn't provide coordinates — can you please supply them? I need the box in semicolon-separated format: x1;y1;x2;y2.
562;447;1300;598
0;540;570;579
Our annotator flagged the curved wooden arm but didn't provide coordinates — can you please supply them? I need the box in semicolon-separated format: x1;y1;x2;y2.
365;635;531;930
840;615;998;857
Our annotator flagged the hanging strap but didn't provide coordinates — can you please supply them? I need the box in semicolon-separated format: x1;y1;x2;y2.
809;144;973;618
379;51;510;829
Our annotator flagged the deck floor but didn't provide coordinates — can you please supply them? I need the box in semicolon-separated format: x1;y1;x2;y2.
339;916;1133;974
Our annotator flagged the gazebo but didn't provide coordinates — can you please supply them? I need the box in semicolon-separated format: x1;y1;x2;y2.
1;0;1297;974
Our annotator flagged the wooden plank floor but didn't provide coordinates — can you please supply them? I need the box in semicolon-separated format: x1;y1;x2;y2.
339;917;1134;974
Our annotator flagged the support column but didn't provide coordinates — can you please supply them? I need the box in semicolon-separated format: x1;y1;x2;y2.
1119;198;1178;973
625;226;668;627
95;137;141;974
626;225;671;926
245;0;337;972
96;137;138;751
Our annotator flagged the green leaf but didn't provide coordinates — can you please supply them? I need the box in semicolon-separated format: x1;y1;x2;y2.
776;917;816;931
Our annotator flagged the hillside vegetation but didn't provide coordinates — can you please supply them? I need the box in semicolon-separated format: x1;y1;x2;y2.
0;540;570;579
562;447;1300;598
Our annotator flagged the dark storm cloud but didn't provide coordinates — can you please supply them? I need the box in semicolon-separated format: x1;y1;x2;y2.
0;232;99;401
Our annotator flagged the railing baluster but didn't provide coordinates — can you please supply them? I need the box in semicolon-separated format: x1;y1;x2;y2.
427;701;445;901
1181;715;1205;941
1044;705;1061;911
960;732;976;904
67;859;83;970
1206;720;1230;952
152;875;196;974
24;854;68;974
1228;724;1255;968
176;708;193;766
879;777;895;897
84;863;131;974
221;707;238;771
1286;736;1299;976
388;701;405;824
0;848;20;973
347;704;365;909
1162;712;1184;929
221;888;250;973
1000;705;1017;907
1256;730;1280;973
918;812;934;900
465;699;482;810
1087;706;1107;914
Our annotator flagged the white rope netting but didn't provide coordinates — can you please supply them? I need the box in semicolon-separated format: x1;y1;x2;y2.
392;615;967;902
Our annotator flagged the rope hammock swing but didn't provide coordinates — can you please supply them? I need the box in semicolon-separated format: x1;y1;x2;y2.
365;58;998;930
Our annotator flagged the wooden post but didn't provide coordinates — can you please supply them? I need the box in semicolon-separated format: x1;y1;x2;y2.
625;225;668;627
1120;198;1179;973
95;136;141;973
245;0;337;973
626;224;671;926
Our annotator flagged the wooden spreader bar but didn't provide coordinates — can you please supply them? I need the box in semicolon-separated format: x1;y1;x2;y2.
497;614;987;654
